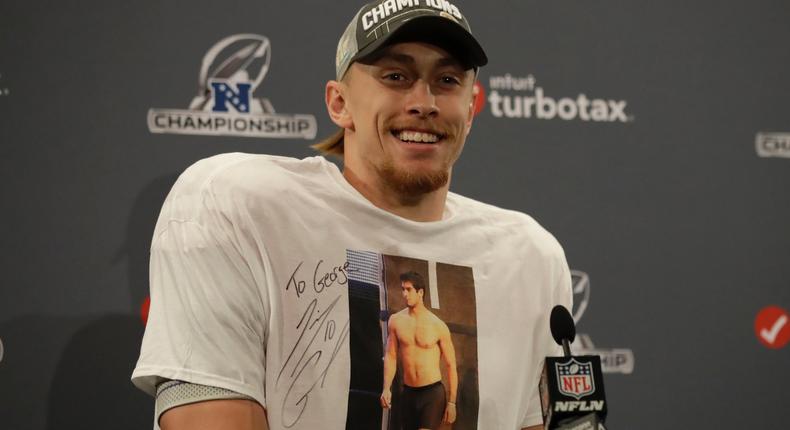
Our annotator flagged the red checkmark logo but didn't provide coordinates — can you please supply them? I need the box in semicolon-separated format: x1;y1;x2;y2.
755;306;790;349
473;81;485;116
140;296;151;326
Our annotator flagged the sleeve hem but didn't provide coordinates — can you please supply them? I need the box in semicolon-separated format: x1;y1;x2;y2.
131;365;267;410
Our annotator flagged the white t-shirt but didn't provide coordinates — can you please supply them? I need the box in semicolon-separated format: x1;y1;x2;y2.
132;153;571;429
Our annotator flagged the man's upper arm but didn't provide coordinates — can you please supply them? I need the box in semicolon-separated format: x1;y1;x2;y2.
160;399;268;430
438;321;456;366
132;156;269;412
385;316;398;356
132;219;268;403
520;234;572;429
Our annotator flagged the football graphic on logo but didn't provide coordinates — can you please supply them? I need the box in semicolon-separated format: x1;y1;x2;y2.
570;270;590;324
190;34;274;113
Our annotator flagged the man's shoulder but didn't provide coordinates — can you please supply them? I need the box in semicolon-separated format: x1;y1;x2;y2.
392;308;409;319
427;311;449;330
389;309;408;327
173;152;331;197
449;192;564;255
156;153;335;227
449;191;536;224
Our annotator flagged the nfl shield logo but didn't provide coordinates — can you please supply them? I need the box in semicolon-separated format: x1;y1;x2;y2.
555;358;595;400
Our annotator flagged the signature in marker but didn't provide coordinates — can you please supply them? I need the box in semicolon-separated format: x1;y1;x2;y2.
276;295;350;427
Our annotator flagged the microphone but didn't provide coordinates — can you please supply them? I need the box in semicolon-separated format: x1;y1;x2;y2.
550;304;576;357
539;305;608;430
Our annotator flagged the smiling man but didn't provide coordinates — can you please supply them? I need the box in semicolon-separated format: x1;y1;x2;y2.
132;1;571;430
317;1;487;222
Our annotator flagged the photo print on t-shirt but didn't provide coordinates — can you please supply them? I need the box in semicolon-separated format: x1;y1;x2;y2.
346;250;479;430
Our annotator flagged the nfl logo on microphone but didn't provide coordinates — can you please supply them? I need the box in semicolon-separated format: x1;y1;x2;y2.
540;355;608;428
556;358;595;399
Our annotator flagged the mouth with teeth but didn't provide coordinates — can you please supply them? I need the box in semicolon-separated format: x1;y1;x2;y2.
392;129;444;144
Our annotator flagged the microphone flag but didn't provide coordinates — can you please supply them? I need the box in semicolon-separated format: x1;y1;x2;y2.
539;355;608;429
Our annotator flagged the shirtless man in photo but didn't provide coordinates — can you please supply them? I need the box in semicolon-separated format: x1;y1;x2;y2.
381;271;458;430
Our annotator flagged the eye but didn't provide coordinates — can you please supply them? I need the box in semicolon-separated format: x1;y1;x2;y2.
440;76;461;85
384;72;405;81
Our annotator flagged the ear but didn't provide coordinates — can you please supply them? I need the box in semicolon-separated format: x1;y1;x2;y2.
326;80;353;129
464;81;478;136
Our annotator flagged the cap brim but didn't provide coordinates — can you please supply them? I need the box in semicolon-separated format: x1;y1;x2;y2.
354;15;488;71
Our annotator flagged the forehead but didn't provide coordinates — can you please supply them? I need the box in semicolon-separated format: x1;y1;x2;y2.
401;280;415;289
362;42;465;69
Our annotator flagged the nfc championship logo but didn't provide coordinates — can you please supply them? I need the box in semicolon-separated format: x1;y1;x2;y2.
147;34;317;139
755;132;790;159
570;270;635;374
555;358;595;400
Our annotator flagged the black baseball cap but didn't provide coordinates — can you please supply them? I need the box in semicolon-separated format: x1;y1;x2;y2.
334;0;488;79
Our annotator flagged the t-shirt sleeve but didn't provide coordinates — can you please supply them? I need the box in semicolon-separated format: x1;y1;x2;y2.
131;158;268;409
520;250;573;428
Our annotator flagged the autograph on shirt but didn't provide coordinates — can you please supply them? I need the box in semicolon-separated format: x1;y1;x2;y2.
278;259;352;428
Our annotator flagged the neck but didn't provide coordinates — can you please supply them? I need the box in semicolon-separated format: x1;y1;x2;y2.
343;166;451;222
408;301;427;316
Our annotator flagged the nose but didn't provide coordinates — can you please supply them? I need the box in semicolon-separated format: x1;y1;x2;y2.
406;80;438;118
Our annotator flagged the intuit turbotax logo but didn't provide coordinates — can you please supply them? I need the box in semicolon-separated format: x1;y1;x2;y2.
147;34;317;139
482;74;634;123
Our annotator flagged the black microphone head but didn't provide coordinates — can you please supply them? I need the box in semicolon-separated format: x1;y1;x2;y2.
550;305;576;345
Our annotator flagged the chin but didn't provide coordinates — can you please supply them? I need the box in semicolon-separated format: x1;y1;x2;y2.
378;160;449;195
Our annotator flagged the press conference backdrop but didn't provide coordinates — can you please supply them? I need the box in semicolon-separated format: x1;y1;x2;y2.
1;0;788;428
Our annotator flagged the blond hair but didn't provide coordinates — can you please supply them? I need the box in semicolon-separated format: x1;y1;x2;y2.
311;128;345;157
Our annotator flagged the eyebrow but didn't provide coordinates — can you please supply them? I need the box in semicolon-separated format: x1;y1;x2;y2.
374;52;463;69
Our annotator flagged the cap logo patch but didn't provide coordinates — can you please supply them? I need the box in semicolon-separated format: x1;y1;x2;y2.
361;0;463;31
427;0;462;20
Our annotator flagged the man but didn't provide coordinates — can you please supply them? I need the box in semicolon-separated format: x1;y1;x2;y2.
132;1;571;429
380;271;457;430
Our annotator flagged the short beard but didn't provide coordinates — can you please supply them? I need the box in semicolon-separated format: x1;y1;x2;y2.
378;160;449;197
